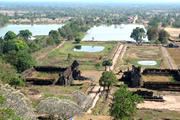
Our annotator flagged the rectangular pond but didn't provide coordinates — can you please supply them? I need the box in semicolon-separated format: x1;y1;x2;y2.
73;45;105;53
82;24;148;41
0;24;64;38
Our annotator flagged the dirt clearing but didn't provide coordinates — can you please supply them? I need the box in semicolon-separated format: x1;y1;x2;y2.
165;27;180;37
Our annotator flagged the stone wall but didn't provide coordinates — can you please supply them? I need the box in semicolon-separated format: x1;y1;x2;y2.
143;68;180;81
34;66;67;72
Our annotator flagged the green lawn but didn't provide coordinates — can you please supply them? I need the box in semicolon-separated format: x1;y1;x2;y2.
129;59;162;68
37;41;117;70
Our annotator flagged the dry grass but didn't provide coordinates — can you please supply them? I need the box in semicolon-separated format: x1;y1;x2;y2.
32;45;56;59
74;114;112;120
142;75;174;82
125;45;162;60
167;48;180;69
135;109;180;120
165;27;180;37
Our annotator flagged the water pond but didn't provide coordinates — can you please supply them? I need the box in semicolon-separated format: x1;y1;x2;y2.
73;45;105;53
138;61;157;66
0;24;64;38
82;24;148;41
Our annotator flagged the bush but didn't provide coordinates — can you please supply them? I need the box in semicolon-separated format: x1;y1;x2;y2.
75;38;81;43
95;63;101;70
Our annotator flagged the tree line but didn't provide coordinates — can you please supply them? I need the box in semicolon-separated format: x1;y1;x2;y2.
0;15;9;27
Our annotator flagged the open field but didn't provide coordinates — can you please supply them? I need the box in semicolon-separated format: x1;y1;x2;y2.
32;45;56;60
115;45;165;71
37;41;117;70
165;27;180;37
167;48;180;69
142;75;175;82
125;45;162;60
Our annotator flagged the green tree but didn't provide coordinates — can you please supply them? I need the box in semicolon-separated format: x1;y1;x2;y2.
58;27;66;38
3;40;29;53
102;59;112;71
3;50;18;65
0;37;4;54
49;30;61;40
158;29;169;44
75;38;81;43
15;51;36;72
172;22;180;28
3;40;16;53
109;85;144;120
4;31;17;41
0;62;17;84
130;27;146;44
99;71;118;91
18;29;32;40
147;27;159;41
148;20;158;27
13;40;29;51
28;43;40;53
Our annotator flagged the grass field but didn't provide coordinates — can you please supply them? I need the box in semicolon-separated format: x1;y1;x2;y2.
37;41;117;70
167;48;180;69
142;75;175;82
116;45;164;70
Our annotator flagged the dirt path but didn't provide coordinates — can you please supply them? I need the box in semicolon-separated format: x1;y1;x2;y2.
107;44;124;71
36;40;65;61
133;15;138;24
119;46;127;65
137;95;180;111
161;46;177;69
87;86;103;114
86;44;125;114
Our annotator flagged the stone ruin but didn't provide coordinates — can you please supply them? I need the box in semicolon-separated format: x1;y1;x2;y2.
57;60;81;86
121;65;142;88
133;90;164;102
23;60;89;86
121;65;180;91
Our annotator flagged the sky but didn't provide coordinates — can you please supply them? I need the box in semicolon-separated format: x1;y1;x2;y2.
0;0;180;3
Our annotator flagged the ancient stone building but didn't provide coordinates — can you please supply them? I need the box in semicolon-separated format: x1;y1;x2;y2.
57;60;81;85
121;65;142;88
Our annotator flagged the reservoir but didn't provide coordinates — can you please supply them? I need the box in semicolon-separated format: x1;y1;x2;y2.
0;24;64;37
73;45;105;53
82;24;148;41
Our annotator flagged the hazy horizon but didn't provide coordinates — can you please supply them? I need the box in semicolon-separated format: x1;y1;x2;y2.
0;0;180;3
